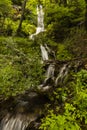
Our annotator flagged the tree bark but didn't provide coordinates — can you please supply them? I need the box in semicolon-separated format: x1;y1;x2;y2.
59;0;67;6
63;0;67;6
16;0;27;35
54;0;59;4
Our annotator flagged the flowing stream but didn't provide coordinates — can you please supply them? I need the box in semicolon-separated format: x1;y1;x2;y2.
0;5;70;130
40;44;49;61
0;114;29;130
55;64;69;86
30;5;44;39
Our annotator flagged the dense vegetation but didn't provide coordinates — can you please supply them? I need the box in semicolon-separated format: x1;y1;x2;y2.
0;0;87;130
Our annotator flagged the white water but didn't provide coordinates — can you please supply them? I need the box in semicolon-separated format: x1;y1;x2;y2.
0;113;38;130
40;44;49;61
45;64;55;81
30;5;44;39
36;5;44;34
44;44;51;54
38;63;55;91
0;114;28;130
38;45;55;91
55;64;68;86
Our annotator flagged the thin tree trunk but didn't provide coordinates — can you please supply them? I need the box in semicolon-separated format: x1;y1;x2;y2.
59;0;67;6
16;0;27;35
54;0;58;4
63;0;67;6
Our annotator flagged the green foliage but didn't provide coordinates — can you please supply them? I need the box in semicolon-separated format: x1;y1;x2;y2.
44;0;85;41
0;62;24;97
26;0;37;26
0;0;13;35
11;0;23;5
0;0;86;38
40;69;87;130
22;20;36;36
0;0;12;17
40;104;80;130
63;28;87;58
0;37;44;99
72;69;87;125
57;44;72;60
0;1;87;129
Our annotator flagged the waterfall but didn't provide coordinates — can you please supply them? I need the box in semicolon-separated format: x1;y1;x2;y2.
38;45;55;91
30;5;44;39
36;5;44;34
0;3;73;130
55;64;69;86
0;114;29;130
0;92;49;130
0;112;40;130
40;44;49;61
44;64;55;83
38;63;55;92
44;44;51;54
46;64;55;79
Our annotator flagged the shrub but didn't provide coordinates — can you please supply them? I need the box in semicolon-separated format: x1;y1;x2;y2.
40;69;87;130
0;37;44;99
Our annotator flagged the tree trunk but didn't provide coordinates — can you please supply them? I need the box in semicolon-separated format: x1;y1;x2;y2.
63;0;67;6
54;0;59;4
16;0;27;35
85;0;87;31
59;0;67;6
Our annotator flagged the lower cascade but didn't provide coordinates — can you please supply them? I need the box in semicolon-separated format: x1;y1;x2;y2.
0;43;85;130
0;92;50;130
0;43;71;130
55;64;69;86
0;114;29;130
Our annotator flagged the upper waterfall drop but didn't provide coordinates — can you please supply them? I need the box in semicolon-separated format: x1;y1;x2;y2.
30;5;45;40
36;5;44;34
